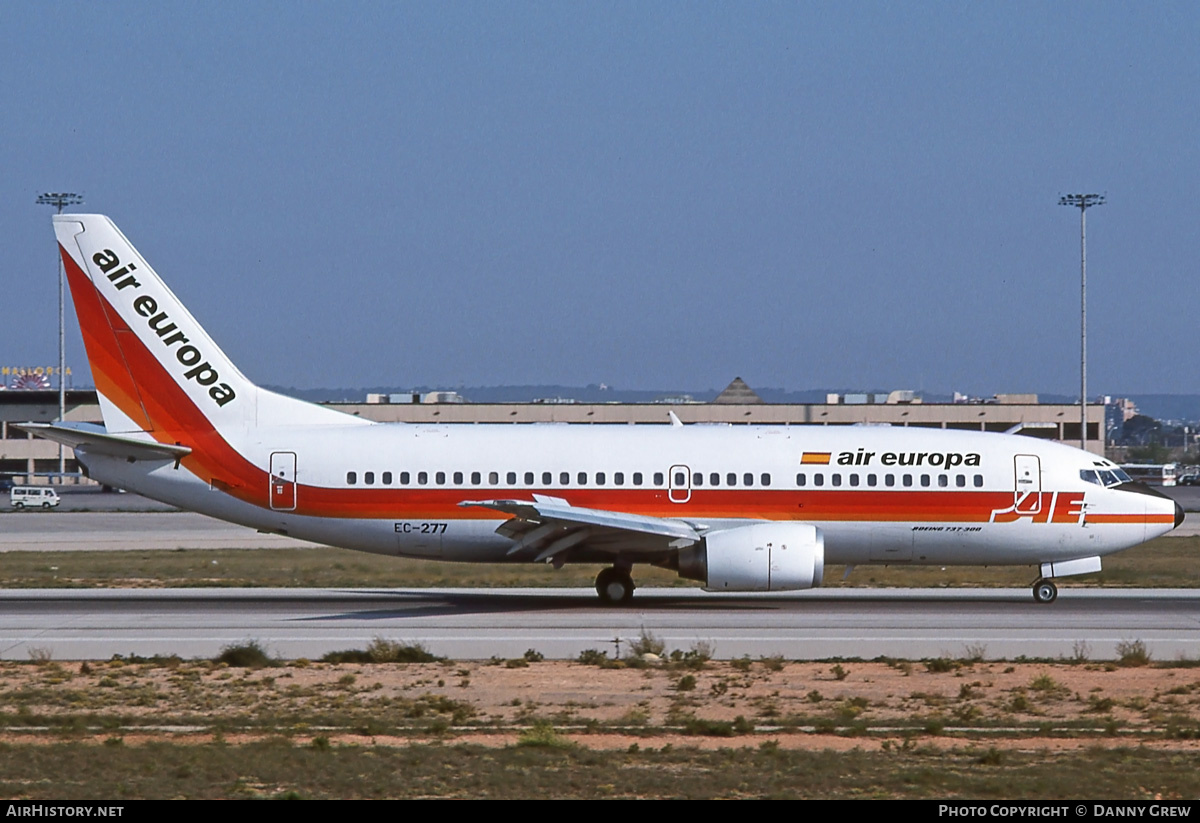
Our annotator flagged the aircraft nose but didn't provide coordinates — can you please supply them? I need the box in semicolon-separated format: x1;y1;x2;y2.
1176;501;1186;529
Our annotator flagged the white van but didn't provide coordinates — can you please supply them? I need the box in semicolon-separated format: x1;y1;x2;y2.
10;486;61;509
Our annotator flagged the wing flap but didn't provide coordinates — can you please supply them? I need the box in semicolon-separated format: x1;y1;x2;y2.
459;496;701;562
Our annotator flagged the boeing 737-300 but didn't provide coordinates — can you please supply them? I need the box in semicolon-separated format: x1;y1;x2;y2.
20;214;1184;604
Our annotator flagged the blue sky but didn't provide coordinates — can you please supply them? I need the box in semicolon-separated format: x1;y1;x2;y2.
2;2;1197;396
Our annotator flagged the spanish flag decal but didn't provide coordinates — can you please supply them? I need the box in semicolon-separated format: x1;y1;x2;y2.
801;452;831;465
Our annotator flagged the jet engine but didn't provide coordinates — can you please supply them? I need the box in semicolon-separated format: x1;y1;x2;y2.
677;522;825;592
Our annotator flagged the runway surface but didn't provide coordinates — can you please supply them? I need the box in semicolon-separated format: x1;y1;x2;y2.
3;587;1199;662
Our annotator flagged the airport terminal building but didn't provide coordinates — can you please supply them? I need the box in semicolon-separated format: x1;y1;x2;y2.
0;387;1107;486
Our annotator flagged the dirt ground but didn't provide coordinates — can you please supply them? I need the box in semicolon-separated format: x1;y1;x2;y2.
6;654;1200;752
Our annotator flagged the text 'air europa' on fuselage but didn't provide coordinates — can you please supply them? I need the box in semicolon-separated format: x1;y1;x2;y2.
829;449;982;468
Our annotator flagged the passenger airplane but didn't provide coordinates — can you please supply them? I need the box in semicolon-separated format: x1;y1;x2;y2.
21;215;1183;604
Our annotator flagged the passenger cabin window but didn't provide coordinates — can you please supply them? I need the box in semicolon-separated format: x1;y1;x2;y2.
693;473;703;486
596;472;606;485
507;472;517;485
560;472;570;485
726;473;736;486
796;473;806;487
454;471;463;484
710;473;720;486
400;471;411;485
920;474;930;487
743;473;754;487
654;472;664;486
938;475;948;487
956;475;965;487
633;472;643;486
849;474;859;487
674;472;686;486
542;472;552;485
831;474;842;487
489;472;499;485
973;474;984;487
578;472;588;485
435;471;446;485
383;472;392;485
346;471;356;485
885;474;895;487
867;474;877;486
902;474;913;487
418;471;428;485
471;471;481;485
524;472;534;485
761;473;771;486
365;472;375;485
615;472;625;485
814;474;824;487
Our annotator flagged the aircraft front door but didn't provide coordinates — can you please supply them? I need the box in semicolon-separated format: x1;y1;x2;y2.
270;451;297;511
1014;454;1041;515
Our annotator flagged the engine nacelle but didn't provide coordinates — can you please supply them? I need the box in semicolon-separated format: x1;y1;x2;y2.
677;522;825;592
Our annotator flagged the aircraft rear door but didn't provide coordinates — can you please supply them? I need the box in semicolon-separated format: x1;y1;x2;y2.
270;451;297;511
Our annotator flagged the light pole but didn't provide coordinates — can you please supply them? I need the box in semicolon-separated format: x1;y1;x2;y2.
1058;193;1105;451
36;192;84;481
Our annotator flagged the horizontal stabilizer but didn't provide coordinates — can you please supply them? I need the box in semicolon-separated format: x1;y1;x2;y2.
14;422;192;462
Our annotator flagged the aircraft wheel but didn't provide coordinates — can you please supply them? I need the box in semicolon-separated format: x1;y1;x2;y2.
596;568;635;605
1032;579;1058;604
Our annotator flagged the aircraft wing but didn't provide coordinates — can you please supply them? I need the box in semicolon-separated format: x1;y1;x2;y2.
14;422;192;462
458;495;702;563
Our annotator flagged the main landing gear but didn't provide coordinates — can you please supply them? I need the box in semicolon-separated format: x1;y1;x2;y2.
596;567;635;605
1032;578;1058;604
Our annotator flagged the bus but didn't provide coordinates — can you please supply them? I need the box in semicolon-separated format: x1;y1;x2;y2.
1120;463;1179;487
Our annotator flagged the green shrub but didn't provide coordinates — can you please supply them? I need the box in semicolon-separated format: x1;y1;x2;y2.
1116;639;1151;667
215;640;275;669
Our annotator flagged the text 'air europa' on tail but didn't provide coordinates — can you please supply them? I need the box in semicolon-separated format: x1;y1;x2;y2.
53;214;361;437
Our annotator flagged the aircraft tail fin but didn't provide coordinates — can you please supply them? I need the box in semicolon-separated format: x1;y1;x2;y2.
53;214;362;439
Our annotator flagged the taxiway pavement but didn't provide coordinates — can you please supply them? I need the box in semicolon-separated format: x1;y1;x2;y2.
3;587;1199;662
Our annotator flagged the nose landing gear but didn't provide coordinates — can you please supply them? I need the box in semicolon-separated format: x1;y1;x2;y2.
595;567;635;604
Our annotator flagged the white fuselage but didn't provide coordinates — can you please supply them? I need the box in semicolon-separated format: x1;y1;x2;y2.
75;421;1177;568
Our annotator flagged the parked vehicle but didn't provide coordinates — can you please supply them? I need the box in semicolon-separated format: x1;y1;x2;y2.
1120;463;1179;487
9;486;60;509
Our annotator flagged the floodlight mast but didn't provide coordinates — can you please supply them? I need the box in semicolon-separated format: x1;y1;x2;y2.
1058;193;1105;451
36;192;84;480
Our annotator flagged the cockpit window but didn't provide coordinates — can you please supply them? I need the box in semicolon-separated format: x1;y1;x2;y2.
1082;468;1134;488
